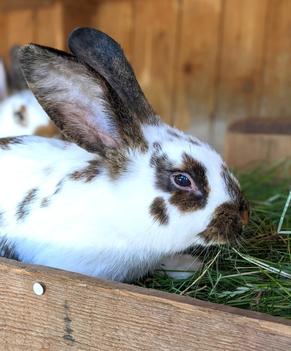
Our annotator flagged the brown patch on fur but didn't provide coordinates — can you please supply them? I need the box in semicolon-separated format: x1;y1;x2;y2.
0;238;19;261
0;137;22;150
34;122;59;137
54;179;65;195
16;188;38;221
167;129;182;139
69;159;101;183
153;142;162;152
40;179;65;208
222;165;249;223
188;137;200;146
105;150;130;179
14;105;28;126
199;202;243;245
41;197;50;208
150;152;171;172
150;197;169;225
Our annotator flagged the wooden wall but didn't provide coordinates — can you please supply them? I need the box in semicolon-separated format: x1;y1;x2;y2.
1;0;291;151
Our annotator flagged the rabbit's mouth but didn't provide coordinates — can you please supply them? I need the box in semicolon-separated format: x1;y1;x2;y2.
198;202;248;246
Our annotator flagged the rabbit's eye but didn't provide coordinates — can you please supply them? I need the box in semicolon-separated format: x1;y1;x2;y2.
171;172;197;191
174;174;191;187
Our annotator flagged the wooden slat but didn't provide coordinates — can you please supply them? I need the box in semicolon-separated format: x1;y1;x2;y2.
173;0;222;135
0;11;8;59
259;0;291;117
132;0;179;124
225;133;291;169
214;0;268;151
0;258;290;350
6;8;35;53
225;117;291;168
0;0;52;11
35;1;64;49
91;0;134;62
62;0;97;51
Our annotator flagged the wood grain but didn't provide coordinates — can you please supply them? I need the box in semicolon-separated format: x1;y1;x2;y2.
6;8;35;52
173;0;222;135
35;1;64;49
0;0;52;11
213;0;268;150
91;0;134;62
132;0;179;124
0;258;290;350
259;0;291;118
225;118;291;169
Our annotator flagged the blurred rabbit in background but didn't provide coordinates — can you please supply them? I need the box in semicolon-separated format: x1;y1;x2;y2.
0;46;58;138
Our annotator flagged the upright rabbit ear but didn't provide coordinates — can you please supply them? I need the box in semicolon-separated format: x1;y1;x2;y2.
9;46;28;91
68;27;159;125
0;57;8;101
18;44;148;154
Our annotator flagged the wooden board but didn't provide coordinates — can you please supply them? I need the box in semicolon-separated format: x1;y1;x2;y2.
224;118;291;169
6;8;35;52
173;0;222;135
213;0;268;150
35;1;64;50
132;0;179;124
259;0;291;117
91;0;134;62
0;257;290;350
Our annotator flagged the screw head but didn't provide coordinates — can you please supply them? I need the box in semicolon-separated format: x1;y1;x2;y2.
33;282;45;296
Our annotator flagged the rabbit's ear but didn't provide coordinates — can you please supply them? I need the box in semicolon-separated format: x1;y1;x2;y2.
18;44;147;154
68;27;159;125
9;45;28;91
0;57;8;101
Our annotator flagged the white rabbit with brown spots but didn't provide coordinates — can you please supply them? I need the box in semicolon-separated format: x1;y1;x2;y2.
0;28;249;282
0;48;57;138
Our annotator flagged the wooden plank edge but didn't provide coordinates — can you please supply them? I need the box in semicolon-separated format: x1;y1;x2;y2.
0;256;290;334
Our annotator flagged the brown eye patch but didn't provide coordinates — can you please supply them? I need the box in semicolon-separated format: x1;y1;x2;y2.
169;153;209;212
150;149;209;212
150;197;169;225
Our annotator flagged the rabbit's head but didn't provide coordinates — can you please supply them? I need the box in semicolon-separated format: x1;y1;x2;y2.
0;47;58;138
18;28;249;255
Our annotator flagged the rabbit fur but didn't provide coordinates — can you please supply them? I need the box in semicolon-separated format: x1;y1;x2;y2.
0;28;249;282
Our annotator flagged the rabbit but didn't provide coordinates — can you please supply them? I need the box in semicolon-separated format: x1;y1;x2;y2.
0;47;58;138
0;27;249;282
